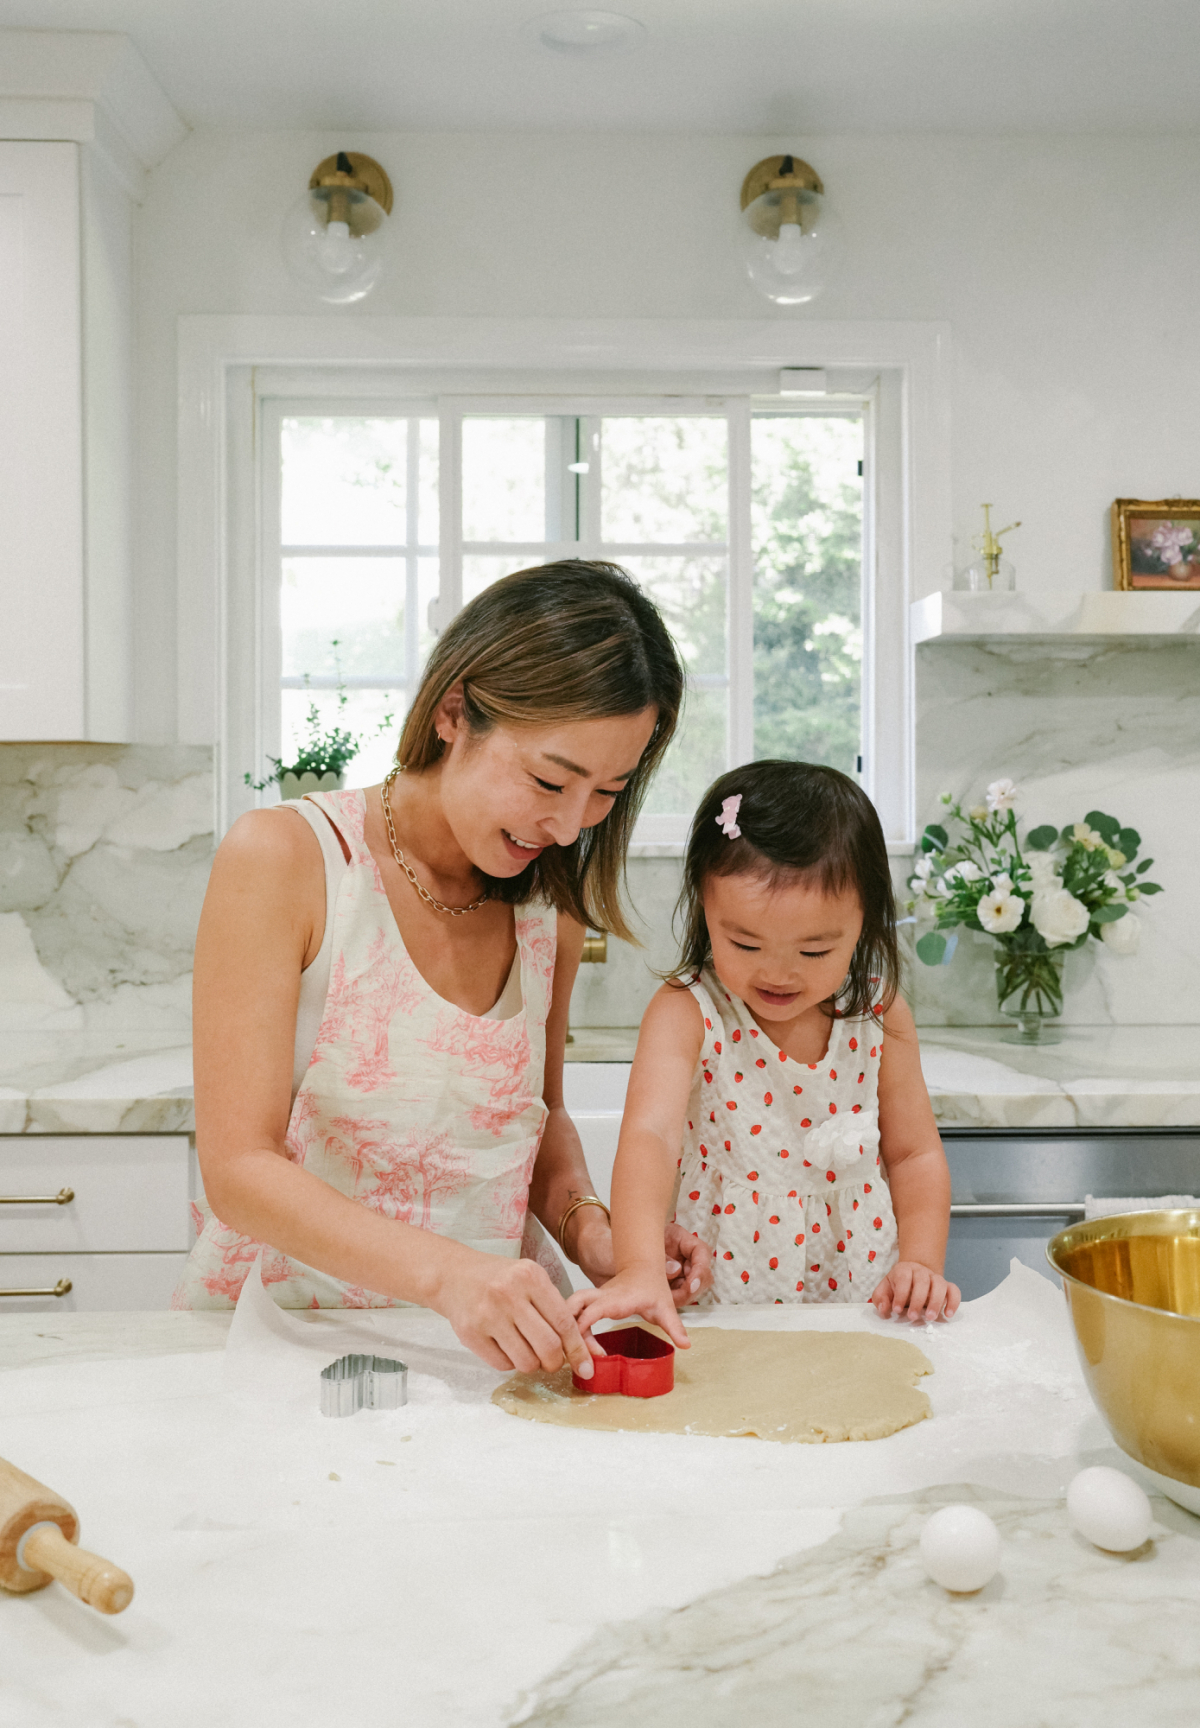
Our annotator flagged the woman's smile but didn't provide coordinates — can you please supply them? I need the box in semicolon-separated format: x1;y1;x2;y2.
501;829;547;860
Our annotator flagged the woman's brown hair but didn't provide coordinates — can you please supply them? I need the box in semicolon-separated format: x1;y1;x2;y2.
397;560;685;940
671;759;900;1017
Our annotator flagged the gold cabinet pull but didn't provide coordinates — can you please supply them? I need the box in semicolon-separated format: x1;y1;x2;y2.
0;1278;72;1298
0;1187;75;1207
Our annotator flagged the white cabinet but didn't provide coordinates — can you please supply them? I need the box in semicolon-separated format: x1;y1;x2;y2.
0;1135;192;1311
0;140;133;742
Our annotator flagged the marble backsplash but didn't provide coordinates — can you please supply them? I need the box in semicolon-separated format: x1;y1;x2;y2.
0;744;214;1033
908;637;1199;1027
5;635;1194;1040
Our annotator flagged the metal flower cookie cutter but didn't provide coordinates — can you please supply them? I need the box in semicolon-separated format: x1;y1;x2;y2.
571;1325;674;1398
320;1353;408;1418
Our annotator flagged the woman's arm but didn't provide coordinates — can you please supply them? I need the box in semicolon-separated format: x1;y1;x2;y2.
870;995;961;1323
568;984;705;1347
193;815;597;1376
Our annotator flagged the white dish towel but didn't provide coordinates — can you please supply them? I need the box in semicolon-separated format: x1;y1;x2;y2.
1084;1194;1200;1221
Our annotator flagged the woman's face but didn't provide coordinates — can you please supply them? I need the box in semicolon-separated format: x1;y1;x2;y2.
436;698;659;877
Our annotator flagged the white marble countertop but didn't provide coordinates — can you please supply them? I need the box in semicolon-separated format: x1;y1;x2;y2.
4;1278;1200;1725
1;1023;1197;1137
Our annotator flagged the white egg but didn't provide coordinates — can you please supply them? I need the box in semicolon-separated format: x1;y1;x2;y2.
1067;1466;1153;1552
919;1504;1002;1593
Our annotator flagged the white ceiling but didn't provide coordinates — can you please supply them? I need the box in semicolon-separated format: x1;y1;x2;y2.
3;0;1200;135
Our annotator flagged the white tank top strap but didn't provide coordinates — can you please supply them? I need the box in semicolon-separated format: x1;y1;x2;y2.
283;796;350;1100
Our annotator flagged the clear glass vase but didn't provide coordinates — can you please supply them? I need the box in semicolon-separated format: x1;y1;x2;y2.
994;943;1065;1044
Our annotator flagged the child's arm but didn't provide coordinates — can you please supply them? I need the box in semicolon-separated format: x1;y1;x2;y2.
568;985;707;1349
871;995;962;1324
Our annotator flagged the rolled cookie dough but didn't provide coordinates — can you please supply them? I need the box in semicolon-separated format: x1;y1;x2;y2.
492;1326;933;1443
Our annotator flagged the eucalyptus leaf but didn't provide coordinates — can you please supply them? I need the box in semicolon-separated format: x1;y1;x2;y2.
916;931;947;966
1137;882;1164;895
1084;810;1120;845
1136;856;1154;874
923;823;949;850
1025;825;1058;852
1116;827;1140;857
1090;904;1127;923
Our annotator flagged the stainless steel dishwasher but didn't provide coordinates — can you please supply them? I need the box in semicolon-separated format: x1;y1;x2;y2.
942;1127;1200;1299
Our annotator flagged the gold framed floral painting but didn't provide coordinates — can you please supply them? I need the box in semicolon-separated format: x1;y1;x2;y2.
1112;498;1200;590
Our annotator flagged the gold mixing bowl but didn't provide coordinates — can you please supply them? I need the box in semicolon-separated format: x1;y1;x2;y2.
1047;1210;1200;1509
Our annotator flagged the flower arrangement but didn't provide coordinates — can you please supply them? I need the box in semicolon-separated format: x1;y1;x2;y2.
908;778;1163;1038
245;643;393;792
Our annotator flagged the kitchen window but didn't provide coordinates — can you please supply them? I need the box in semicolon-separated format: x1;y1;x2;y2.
258;387;867;846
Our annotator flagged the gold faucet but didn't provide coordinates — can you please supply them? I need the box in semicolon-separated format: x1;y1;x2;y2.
972;503;1021;588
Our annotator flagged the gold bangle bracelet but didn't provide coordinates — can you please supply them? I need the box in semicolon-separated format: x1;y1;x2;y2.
557;1195;611;1251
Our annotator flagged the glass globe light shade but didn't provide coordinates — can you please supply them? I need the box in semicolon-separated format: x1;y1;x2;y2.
282;183;388;305
738;185;836;307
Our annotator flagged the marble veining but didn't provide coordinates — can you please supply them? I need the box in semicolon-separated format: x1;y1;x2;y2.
0;1032;194;1134
0;744;214;1035
512;1483;1200;1726
912;639;1200;1028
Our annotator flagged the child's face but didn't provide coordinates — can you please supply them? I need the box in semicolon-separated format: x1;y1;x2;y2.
702;869;865;1026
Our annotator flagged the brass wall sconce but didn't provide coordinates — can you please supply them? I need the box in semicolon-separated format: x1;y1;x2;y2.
282;151;394;304
738;153;833;306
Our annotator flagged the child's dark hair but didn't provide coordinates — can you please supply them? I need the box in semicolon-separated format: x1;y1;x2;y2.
672;760;900;1018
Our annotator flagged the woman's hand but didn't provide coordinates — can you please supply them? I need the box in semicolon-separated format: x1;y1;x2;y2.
570;1211;712;1308
871;1260;960;1323
435;1251;605;1378
568;1261;692;1350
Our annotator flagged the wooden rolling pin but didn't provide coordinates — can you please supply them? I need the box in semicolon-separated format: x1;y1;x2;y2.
0;1456;133;1615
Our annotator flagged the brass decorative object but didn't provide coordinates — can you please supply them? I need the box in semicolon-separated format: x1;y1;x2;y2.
971;503;1020;588
1048;1210;1200;1512
740;155;824;236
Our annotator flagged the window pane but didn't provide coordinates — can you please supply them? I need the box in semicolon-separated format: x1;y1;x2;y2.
462;417;546;542
418;417;439;547
751;416;863;774
281;418;411;546
282;686;400;790
282;557;406;681
638;685;727;819
601;417;727;543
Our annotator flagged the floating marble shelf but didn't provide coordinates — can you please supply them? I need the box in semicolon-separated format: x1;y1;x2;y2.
911;589;1200;644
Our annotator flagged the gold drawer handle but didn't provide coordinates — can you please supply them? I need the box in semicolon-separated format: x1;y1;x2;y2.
0;1277;73;1298
0;1187;75;1207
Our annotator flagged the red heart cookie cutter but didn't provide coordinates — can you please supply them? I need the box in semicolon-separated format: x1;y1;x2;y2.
572;1325;675;1398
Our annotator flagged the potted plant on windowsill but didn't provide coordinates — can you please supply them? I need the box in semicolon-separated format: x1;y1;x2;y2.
246;646;394;799
907;779;1163;1043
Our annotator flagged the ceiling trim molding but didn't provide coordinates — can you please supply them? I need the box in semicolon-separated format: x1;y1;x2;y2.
0;30;186;199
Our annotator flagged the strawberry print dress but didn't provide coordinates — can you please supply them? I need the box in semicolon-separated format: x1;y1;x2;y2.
174;789;558;1309
672;969;899;1305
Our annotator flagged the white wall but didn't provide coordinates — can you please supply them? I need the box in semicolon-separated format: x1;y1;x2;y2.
134;127;1200;741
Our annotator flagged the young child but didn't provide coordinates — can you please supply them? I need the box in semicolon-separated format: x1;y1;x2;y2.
572;760;960;1350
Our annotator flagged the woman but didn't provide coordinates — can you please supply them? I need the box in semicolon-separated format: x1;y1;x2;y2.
175;561;709;1379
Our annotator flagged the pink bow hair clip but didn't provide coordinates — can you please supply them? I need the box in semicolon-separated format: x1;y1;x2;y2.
716;794;742;839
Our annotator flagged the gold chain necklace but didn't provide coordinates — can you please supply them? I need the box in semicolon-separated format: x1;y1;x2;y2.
380;767;490;917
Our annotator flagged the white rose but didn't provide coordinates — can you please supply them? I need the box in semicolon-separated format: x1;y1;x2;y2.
1100;911;1141;955
1031;888;1090;947
986;778;1018;813
978;891;1026;934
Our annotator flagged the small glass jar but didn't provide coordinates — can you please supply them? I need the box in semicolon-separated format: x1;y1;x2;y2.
955;558;1016;593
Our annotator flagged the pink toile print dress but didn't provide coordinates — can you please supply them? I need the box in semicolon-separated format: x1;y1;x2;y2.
672;969;899;1306
174;790;560;1309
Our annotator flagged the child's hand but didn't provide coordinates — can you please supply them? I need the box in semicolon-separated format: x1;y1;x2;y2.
569;1263;692;1351
663;1223;713;1306
871;1261;960;1324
